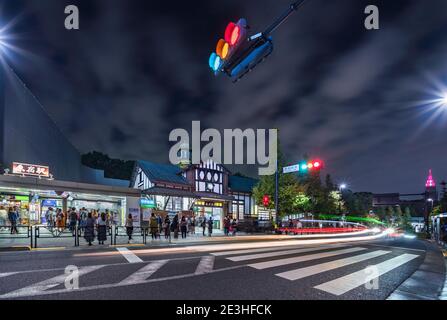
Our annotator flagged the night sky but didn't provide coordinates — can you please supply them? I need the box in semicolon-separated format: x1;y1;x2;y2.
1;0;447;194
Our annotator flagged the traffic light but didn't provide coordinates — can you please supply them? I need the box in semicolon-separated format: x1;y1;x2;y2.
208;1;309;82
208;19;248;74
300;160;323;172
263;195;270;207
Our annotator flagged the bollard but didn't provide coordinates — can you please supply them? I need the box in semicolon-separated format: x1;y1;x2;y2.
30;226;33;249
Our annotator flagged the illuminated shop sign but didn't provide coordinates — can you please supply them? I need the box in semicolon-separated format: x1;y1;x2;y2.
195;201;223;208
12;162;50;178
140;199;156;209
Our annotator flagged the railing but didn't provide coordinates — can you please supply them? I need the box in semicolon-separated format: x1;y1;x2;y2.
113;226;149;245
34;225;76;248
0;225;33;248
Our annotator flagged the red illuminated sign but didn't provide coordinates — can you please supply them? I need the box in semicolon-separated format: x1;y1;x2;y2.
12;162;50;178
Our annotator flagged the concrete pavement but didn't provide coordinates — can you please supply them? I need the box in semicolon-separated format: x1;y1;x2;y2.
0;236;443;300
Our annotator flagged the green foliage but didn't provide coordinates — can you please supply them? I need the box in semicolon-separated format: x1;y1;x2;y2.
82;151;135;181
342;192;373;216
252;142;342;217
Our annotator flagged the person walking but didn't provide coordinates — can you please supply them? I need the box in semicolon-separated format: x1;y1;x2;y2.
149;212;158;240
84;212;95;246
97;212;107;245
208;217;213;237
172;215;179;239
69;207;78;236
125;213;133;244
8;207;19;234
163;216;171;239
180;216;188;239
201;217;207;236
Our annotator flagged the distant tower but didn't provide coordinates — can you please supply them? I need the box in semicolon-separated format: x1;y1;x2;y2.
178;143;191;169
425;169;438;201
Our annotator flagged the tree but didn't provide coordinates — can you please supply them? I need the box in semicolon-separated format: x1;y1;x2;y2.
81;151;135;180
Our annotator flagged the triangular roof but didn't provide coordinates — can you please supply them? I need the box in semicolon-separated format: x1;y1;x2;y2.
136;160;190;185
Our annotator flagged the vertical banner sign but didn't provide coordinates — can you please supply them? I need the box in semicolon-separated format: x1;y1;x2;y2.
129;208;140;227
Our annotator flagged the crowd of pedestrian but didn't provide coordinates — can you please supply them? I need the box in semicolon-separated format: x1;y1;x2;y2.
44;207;118;246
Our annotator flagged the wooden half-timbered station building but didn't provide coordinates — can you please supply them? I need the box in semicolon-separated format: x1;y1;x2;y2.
130;159;263;230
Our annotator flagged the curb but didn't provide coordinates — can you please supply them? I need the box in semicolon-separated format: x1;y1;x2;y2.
387;240;446;300
0;246;31;252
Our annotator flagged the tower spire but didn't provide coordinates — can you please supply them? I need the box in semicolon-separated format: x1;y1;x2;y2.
425;169;436;188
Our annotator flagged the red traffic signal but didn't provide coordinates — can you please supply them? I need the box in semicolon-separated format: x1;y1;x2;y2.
225;22;241;46
263;195;270;207
209;19;247;73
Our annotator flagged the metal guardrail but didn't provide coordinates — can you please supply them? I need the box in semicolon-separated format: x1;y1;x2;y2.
34;225;76;248
114;226;148;245
0;225;33;248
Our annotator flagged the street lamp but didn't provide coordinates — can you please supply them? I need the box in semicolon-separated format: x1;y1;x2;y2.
426;198;434;236
338;183;347;214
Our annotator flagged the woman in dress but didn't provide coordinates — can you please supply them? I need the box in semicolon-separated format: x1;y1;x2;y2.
84;212;95;246
97;212;107;245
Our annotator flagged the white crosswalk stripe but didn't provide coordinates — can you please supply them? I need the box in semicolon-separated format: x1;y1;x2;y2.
0;265;105;299
117;247;143;263
195;256;215;275
276;250;390;281
211;245;325;257
119;260;168;285
248;247;366;270
227;244;346;262
314;253;419;295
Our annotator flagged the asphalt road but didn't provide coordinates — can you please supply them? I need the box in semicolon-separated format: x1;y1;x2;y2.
0;236;434;300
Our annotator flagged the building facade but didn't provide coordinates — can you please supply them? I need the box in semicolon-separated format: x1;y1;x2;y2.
130;159;261;230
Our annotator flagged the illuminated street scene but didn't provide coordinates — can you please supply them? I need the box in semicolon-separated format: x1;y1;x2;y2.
0;0;446;306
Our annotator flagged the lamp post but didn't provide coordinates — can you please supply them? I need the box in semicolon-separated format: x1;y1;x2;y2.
338;184;347;214
426;198;434;237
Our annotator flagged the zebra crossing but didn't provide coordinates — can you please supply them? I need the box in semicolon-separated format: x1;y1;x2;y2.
0;243;421;299
215;243;420;296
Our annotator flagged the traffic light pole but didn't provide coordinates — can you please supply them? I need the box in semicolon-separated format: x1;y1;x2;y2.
262;0;309;37
275;159;279;227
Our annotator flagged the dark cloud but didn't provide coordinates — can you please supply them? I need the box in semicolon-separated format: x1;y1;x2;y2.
2;0;447;194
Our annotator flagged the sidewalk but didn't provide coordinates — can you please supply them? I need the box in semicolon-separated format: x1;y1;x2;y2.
0;230;273;250
387;240;446;300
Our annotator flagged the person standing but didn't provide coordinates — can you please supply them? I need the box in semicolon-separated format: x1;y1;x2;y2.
84;212;95;246
45;207;54;229
224;216;230;236
0;206;7;230
56;209;64;231
163;216;171;239
69;207;78;236
149;212;158;240
231;219;237;236
202;217;207;236
208;217;213;237
157;213;163;235
180;216;187;239
8;207;18;234
172;215;179;239
125;213;133;244
97;212;107;245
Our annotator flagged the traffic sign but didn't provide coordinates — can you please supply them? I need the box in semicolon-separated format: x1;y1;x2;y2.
283;164;300;174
